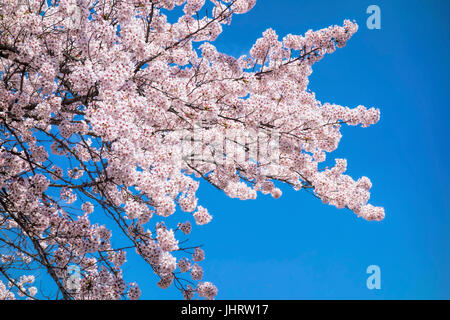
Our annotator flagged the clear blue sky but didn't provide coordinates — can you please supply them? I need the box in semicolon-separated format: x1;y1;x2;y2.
126;0;450;300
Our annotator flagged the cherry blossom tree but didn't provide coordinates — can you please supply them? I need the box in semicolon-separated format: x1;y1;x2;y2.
0;0;384;300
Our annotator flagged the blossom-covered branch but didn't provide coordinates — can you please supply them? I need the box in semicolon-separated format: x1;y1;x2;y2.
0;0;383;300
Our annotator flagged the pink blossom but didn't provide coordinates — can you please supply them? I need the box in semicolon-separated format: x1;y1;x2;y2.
193;206;213;225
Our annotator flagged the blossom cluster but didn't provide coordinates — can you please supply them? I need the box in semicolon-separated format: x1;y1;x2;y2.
0;0;383;300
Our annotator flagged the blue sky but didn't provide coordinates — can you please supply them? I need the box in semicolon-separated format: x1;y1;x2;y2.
130;0;450;299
